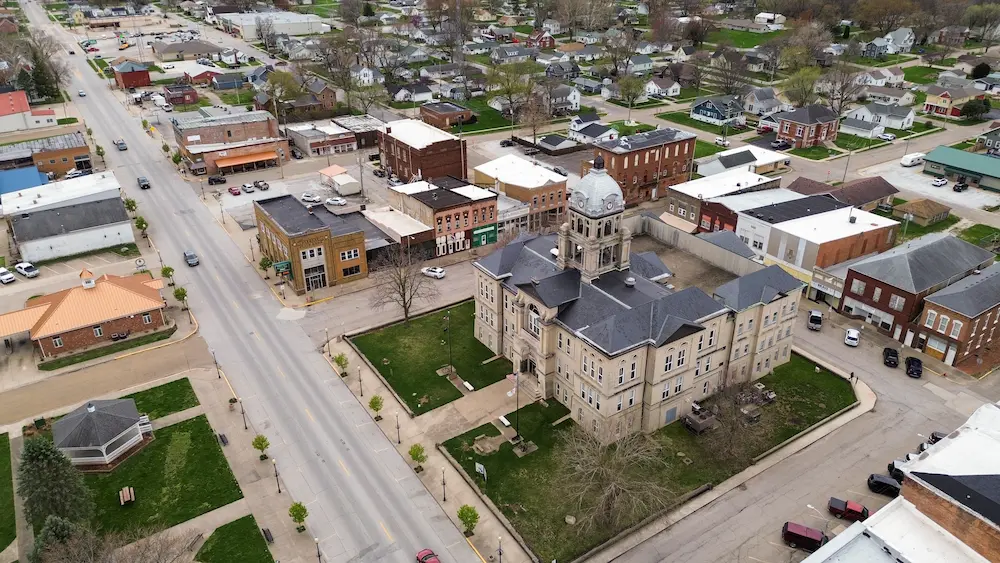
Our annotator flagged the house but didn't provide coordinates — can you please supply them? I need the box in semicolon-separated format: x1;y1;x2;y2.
884;66;905;87
351;65;385;86
573;77;603;94
487;26;515;42
864;86;915;106
847;103;915;130
542;19;561;34
0;91;59;134
839;233;994;344
472;8;493;22
689;95;745;127
626;54;654;74
53;399;150;466
569;112;600;132
525;30;555;50
463;41;499;55
573;31;602;44
497;15;520;27
537;134;577;151
602;82;649;104
923;85;986;117
973;73;1000;93
569;122;617;144
589;128;697;207
754;12;785;25
669;45;696;63
0;270;167;360
976;125;1000;152
547;84;581;114
929;25;969;46
646;77;681;98
546;61;580;80
536;52;569;66
0;18;18;34
245;66;273;89
163;84;198;105
388;83;433;104
893;199;951;227
211;73;246;90
473;154;568;229
719;18;771;33
300;76;337;109
218;48;249;66
634;41;659;55
419;101;472;130
398;45;429;64
861;38;890;59
955;55;1000;75
744;87;791;117
773;105;839;148
491;45;535;65
695;145;790;177
568;45;604;62
839;118;885;139
923;146;1000;191
884;27;915;54
854;69;893;87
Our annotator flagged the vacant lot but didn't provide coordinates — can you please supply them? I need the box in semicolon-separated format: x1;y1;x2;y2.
656;111;729;135
352;300;513;413
903;66;939;84
706;28;788;48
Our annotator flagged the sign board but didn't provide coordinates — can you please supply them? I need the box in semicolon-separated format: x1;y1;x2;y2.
475;462;487;481
274;260;291;274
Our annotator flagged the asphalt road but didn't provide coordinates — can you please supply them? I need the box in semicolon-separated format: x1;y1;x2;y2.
19;3;479;562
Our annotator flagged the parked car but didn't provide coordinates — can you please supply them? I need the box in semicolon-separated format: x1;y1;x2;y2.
228;186;241;195
807;310;822;330
905;356;923;378
500;139;515;147
780;522;828;551
868;474;901;497
137;177;151;189
552;166;568;176
421;266;446;279
14;262;39;278
0;268;15;284
290;148;303;159
387;178;404;187
115;139;127;151
523;147;540;155
844;328;860;347
877;133;896;141
883;347;899;367
254;180;269;190
78;89;86;97
373;168;387;178
368;153;381;161
887;460;906;481
714;136;730;147
932;177;948;187
208;175;226;185
241;183;255;193
827;497;869;521
325;197;347;206
301;192;322;203
86;47;99;52
770;139;791;150
162;63;175;69
65;168;88;179
183;250;200;266
953;182;968;192
928;431;948;444
68;49;76;55
162;103;173;112
416;549;441;563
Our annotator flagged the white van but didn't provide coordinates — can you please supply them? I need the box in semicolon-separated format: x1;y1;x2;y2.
900;153;925;167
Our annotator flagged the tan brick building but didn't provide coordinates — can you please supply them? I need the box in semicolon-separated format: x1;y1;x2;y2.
586;128;698;207
254;195;396;294
472;154;567;231
378;119;467;182
0;131;92;177
0;270;167;360
172;110;289;175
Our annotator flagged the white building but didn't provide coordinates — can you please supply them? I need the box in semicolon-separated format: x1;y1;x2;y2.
495;192;530;235
1;171;122;215
53;400;150;466
218;11;329;37
695;145;790;177
0;91;58;134
350;65;385;86
735;195;851;259
846;103;915;130
670;170;777;202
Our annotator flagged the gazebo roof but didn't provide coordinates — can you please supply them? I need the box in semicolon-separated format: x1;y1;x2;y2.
52;399;140;449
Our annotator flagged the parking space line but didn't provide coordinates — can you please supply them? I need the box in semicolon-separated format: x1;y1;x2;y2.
847;489;879;499
767;541;794;551
41;265;62;275
93;254;112;264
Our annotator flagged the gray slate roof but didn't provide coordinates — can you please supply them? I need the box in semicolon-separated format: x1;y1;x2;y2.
774;104;838;125
849;233;996;294
629;251;672;281
10;198;130;243
594;127;696;153
713;264;804;311
696;230;756;259
578;123;611;137
922;262;1000;317
717;149;756;169
842;118;880;132
866;102;913;117
53;399;140;449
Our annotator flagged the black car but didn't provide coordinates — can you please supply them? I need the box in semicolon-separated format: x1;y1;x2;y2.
373;168;387;178
928;431;948;444
137;176;151;189
883;347;899;368
500;139;515;147
953;182;968;192
368;153;381;161
867;474;901;497
291;148;303;159
208;175;226;185
905;356;923;378
68;49;76;55
887;461;905;482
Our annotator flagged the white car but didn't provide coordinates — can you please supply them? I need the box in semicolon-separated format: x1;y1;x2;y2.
325;197;347;206
421;266;446;279
15;262;39;278
877;133;896;141
714;136;730;147
844;328;860;347
162;63;175;69
301;192;322;203
0;268;15;284
388;178;403;187
78;90;86;97
932;178;948;187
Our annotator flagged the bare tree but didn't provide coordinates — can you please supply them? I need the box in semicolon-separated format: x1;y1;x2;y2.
853;0;914;35
255;16;277;51
701;383;773;469
424;0;448;31
714;49;749;96
518;96;550;144
262;70;303;126
756;38;786;82
340;0;364;25
688;52;709;94
355;84;389;113
683;19;712;47
605;28;641;77
555;0;584;40
368;248;441;323
554;418;676;533
318;35;359;109
965;4;1000;54
38;525;196;563
580;0;614;30
823;60;865;116
785;24;833;61
487;61;538;133
922;47;953;66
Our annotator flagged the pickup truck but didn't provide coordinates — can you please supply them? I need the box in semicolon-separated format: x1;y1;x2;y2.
828;497;869;521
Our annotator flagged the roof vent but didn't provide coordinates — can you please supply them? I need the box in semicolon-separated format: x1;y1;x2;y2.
849;215;857;224
86;403;96;413
625;276;636;287
530;277;540;285
974;269;982;275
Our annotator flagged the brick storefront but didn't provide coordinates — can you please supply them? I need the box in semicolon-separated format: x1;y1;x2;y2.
378;120;468;182
36;309;166;358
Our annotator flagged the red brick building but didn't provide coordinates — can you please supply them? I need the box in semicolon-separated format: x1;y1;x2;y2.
112;61;151;89
525;30;555;49
774;105;839;148
586;128;698;207
378;119;467;182
173;110;289;175
0;270;167;360
419;101;473;130
163;84;198;105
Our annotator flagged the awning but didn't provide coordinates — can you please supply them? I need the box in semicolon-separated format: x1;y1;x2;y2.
656;212;699;233
319;164;348;180
0;305;50;339
215;150;278;168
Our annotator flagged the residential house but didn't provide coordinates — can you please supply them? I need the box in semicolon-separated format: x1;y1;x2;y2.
718;18;770;33
163;84;198;105
542;19;561;34
388;83;433;104
773;105;839;148
634;41;660;55
884;27;915;54
923;85;986;117
744;55;766;73
646;77;681;98
525;30;555;50
744;87;791;117
546;61;580;80
245;66;273;89
398;45;429;64
670;45;696;63
955;55;999;75
0;18;18;34
929;26;970;46
588;128;697;207
300;76;337;109
973;73;1000;94
573;31;602;44
491;45;536;64
547;84;581;114
487;26;515;42
626;54;654;74
211;73;246;90
847;103;915;130
556;42;586;54
569;112;600;132
463;41;499;55
695;146;790;178
864;86;915;106
754;12;785;25
689;95;745;127
473;154;567;229
861;38;890;59
602;82;650;104
420;63;475;80
892;199;951;227
570;122;617;144
884;67;905;87
350;65;385;86
472;8;493;22
839;118;885;139
218;48;249;66
496;15;520;27
538;134;577;151
977;125;1000;152
536;52;570;66
573;77;603;94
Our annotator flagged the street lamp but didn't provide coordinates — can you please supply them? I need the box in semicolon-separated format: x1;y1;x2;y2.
498;537;503;563
249;237;255;261
211;348;220;379
239;398;247;430
358;365;363;397
273;458;280;493
395;411;400;444
315;538;321;562
442;467;446;501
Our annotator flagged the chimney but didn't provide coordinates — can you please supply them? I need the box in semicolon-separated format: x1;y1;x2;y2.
849;215;857;224
86;403;96;413
80;269;96;289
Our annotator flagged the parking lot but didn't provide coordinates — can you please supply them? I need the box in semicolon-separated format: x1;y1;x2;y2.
470;138;584;183
859;159;1000;209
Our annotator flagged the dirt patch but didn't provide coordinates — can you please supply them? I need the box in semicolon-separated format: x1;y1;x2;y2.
630;235;738;293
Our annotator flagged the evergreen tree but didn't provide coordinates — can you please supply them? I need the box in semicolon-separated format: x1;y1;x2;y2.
30;53;58;99
15;68;35;98
17;438;93;529
29;515;77;563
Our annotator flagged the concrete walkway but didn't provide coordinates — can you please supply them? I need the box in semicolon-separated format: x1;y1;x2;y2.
150;404;205;430
0;538;14;563
137;499;252;559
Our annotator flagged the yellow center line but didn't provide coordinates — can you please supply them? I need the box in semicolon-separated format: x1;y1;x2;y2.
277;367;286;379
338;458;350;476
214;273;221;282
253;331;261;341
232;300;240;309
379;521;393;542
304;408;315;422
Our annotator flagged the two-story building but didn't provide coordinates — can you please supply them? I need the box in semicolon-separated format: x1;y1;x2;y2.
664;169;781;228
919;262;1000;369
587;128;697;207
378;119;468;182
839;233;995;344
773;105;839;148
689;95;745;127
923;85;986;117
735;195;850;259
698;188;806;234
473;154;566;230
172;110;289;175
388;180;498;255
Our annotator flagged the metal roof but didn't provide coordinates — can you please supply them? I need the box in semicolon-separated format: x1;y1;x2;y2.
849;233;995;294
53;399;140;449
925;146;1000;179
10;198;130;242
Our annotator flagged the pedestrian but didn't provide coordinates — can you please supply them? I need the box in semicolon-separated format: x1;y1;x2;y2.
850;371;855;384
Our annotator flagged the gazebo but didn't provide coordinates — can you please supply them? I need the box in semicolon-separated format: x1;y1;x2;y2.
52;399;148;466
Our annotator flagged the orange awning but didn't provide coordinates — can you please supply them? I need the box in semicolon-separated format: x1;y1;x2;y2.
215;150;278;168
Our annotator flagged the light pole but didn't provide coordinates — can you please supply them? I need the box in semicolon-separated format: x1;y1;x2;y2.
902;212;913;239
219;199;225;224
358;365;363;397
395;411;400;444
443;310;453;376
498;537;503;563
249;237;255;261
273;458;280;493
211;348;220;379
239;398;247;430
315;538;321;562
325;327;330;357
442;467;446;501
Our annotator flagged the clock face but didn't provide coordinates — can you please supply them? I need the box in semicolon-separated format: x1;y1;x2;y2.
606;201;614;210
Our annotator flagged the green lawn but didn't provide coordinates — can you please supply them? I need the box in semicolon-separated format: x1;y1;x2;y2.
448;97;511;133
884;121;938;138
608;120;655;135
874;209;960;241
607;99;665;110
0;433;13;552
670;86;717;102
656;111;728;135
173;98;213;112
921;113;991;126
513;25;534;34
146;64;163;73
950;140;975;150
444;354;855;562
94;58;109;69
196;515;273;563
84;415;243;534
903;66;939;84
38;326;177;371
694;139;726;159
914;91;927;106
56;117;78;125
789;145;842;160
122;378;199;421
706;28;787;48
847;54;916;67
834;133;888;152
352;300;514;413
893;197;908;206
217;88;255;106
958;224;1000;245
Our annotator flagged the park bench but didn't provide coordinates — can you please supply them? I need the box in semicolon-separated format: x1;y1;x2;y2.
462;381;474;392
499;416;511;427
261;528;274;544
118;486;135;506
218;433;229;446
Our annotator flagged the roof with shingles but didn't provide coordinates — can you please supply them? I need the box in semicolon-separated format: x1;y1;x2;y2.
925;262;1000;318
52;399;140;448
713;265;804;311
849;233;995;294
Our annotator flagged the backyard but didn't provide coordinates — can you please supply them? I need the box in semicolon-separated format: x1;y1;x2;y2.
196;515;274;563
84;415;243;534
671;86;717;102
608;99;665;110
694;139;726;159
902;67;939;84
846;54;916;67
884;121;939;139
789;145;842;160
834;133;888;152
655;111;729;135
122;377;199;420
217;88;256;107
958;223;1000;245
444;354;856;562
448;97;511;133
351;300;514;413
0;433;12;552
173;98;213;112
706;28;788;48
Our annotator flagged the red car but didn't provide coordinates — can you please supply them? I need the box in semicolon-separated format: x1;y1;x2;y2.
87;47;99;52
227;186;241;195
416;549;440;563
828;497;869;521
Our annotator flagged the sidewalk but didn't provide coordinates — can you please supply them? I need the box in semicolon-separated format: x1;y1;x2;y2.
326;337;533;563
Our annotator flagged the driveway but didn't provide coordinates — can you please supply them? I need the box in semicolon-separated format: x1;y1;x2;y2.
858;160;1000;209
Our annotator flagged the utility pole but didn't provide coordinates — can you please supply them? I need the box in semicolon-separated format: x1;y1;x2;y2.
356;146;366;200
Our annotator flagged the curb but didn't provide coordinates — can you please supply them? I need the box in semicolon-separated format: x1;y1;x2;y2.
341;337;416;418
114;310;199;361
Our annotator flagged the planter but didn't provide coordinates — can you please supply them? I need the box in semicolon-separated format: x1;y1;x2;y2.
259;454;269;461
414;465;424;473
374;415;383;421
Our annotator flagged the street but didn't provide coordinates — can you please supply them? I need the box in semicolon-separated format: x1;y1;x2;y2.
18;2;480;562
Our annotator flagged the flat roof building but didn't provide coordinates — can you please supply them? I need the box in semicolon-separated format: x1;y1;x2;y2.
695;145;790;177
923;146;1000;191
0;131;92;178
388;179;498;256
473;154;567;231
666;169;782;230
218;11;329;38
378;119;467;183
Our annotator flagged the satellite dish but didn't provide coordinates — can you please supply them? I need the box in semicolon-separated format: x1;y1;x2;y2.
135;258;146;268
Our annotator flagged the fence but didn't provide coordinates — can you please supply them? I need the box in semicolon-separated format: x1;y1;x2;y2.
635;213;765;278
